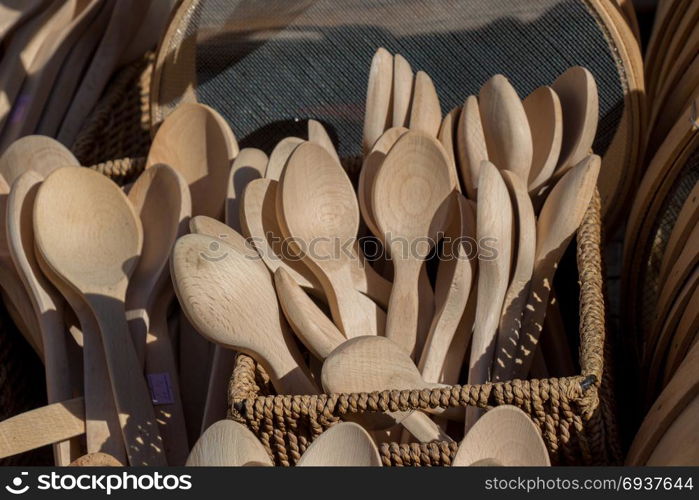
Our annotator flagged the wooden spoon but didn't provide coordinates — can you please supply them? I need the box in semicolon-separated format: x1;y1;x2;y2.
225;148;267;231
277;142;378;337
6;171;75;465
34;166;165;466
453;405;550;466
70;452;124;467
493;170;536;382
147;102;236;219
126;163;191;465
186;420;272;466
321;336;453;442
372;131;454;357
550;66;599;176
171;233;317;395
456;96;488;200
0;0;46;45
478;75;533;180
0;135;79;185
297;422;382;466
524;86;563;193
409;71;442;137
362;47;393;154
465;162;513;428
265;137;304;181
392;54;413;128
308;120;341;166
418;193;476;384
438;107;460;184
514;155;601;378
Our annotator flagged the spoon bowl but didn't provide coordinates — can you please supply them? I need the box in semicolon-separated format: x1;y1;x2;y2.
186;420;272;467
297;422;381;466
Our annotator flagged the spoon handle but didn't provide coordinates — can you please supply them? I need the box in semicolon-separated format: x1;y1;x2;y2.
88;297;166;466
324;266;378;338
385;260;423;358
401;412;453;442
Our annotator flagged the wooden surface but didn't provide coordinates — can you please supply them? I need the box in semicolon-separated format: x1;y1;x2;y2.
409;71;441;137
523;86;562;192
297;422;381;466
362;48;392;154
186;420;272;466
265;137;304;181
456;95;488;199
392;54;413;129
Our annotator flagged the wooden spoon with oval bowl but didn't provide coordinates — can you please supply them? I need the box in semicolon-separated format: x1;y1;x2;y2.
0;135;79;185
171;233;317;395
308;120;341;166
514;155;601;378
277;142;380;337
392;54;413;128
186;420;272;467
265;137;304;181
456;96;488;200
225;148;267;231
453;406;549;466
409;71;442;137
297;422;381;466
34;166;163;465
466;161;513;429
372;131;455;358
524;86;563;193
438;107;461;183
362;48;393;154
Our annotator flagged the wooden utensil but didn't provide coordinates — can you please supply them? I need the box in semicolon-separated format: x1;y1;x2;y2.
514;155;601;378
465;162;512;428
664;283;699;384
321;336;453;442
0;397;85;460
0;135;79;185
523;86;563;193
34;166;165;466
479;75;533;180
148;102;236;219
372;131;454;357
438;107;460;183
277;142;379;337
126;163;191;465
418;193;476;384
70;452;124;467
493;170;536;382
646;393;699;465
0;0;46;44
297;422;381;466
186;420;272;467
6;171;75;465
456;96;488;199
453;405;550;466
392;54;413;128
171;233;317;394
550;66;599;176
265;137;304;181
409;71;441;137
362;47;392;154
308;119;341;166
225;148;267;231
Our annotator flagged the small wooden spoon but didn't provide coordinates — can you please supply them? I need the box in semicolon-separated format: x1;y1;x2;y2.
465;161;513;429
186;420;272;467
0;135;79;185
297;422;382;466
524;86;563;193
372;131;454;357
225;148;267;231
362;47;393;154
418;193;476;384
514;155;601;378
277;142;378;337
479;75;533;180
456;96;488;200
6;171;75;465
147;102;237;219
34;166;164;466
453;406;550;466
308;120;341;166
438;107;460;184
392;54;413;128
126;163;191;465
550;66;599;176
322;336;453;442
493;170;536;382
409;71;442;137
265;137;304;181
171;233;317;395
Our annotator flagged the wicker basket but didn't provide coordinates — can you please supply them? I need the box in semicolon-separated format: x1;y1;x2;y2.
227;191;621;466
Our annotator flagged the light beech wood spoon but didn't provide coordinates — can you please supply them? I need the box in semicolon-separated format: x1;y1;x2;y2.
225;147;267;231
265;137;304;181
297;422;382;466
34;167;164;465
277;142;379;337
438;107;460;182
409;71;442;137
466;161;513;429
0;135;78;185
308;119;341;166
186;420;272;466
392;54;413;128
479;75;533;180
362;47;393;154
171;233;317;395
514;155;601;378
372;131;454;358
493;170;536;382
524;86;563;193
453;406;550;466
456;96;488;200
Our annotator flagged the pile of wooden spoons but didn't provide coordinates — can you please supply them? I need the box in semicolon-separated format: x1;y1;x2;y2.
0;48;600;466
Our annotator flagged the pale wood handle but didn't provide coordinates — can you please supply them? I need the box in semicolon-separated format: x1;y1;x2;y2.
385;261;422;358
400;412;453;443
0;398;85;459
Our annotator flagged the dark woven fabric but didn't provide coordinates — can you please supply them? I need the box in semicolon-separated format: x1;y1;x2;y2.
159;0;623;159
